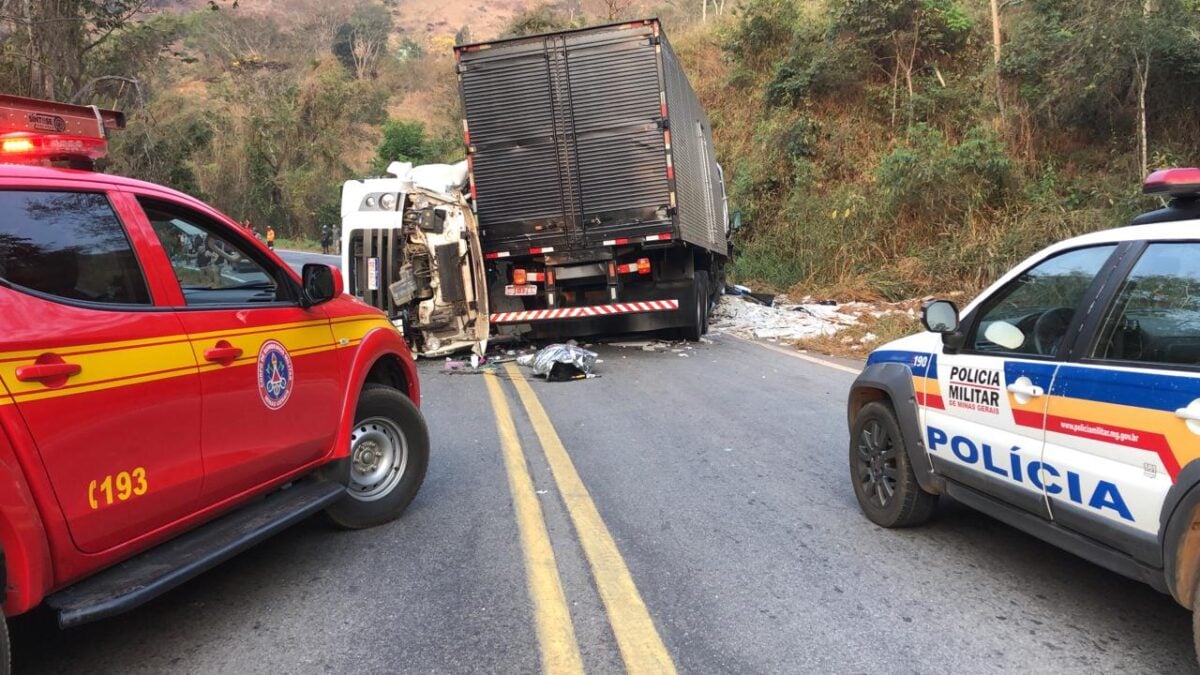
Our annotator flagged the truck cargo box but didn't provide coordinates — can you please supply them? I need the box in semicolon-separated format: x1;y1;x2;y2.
455;19;727;258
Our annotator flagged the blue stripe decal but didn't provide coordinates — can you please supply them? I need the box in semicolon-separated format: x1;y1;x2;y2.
1003;361;1058;391
1052;364;1200;413
867;350;932;378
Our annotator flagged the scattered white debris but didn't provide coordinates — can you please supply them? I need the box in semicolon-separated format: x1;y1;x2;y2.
710;295;861;341
610;341;655;349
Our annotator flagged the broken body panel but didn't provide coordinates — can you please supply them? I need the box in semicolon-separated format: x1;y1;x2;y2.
340;162;488;358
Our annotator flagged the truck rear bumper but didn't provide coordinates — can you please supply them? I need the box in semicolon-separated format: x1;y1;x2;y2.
489;299;679;324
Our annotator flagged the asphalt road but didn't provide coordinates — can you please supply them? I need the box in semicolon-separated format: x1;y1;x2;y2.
8;329;1195;673
276;248;340;274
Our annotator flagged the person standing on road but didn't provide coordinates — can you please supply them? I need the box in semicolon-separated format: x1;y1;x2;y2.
320;224;332;255
266;225;276;250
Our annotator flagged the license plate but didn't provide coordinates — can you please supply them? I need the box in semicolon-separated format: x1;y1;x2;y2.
505;284;537;297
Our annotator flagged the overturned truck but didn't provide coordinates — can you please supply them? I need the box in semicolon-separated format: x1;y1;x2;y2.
342;19;730;357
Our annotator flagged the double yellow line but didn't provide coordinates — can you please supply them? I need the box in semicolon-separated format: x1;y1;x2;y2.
483;363;675;674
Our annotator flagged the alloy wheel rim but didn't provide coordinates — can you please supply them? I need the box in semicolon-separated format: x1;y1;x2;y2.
856;419;898;508
348;417;409;502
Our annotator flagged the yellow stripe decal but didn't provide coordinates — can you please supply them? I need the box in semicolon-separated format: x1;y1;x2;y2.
0;314;395;405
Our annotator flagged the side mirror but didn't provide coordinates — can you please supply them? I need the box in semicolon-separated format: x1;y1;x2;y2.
921;299;959;333
730;211;743;233
301;263;342;307
922;299;967;353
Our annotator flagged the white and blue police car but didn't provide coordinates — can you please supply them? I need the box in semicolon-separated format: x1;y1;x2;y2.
848;168;1200;661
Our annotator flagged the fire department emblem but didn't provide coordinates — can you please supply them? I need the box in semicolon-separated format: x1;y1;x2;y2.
257;340;294;410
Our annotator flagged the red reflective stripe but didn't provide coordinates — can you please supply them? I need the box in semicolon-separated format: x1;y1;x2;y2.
666;165;674;180
489;299;678;323
485;252;500;260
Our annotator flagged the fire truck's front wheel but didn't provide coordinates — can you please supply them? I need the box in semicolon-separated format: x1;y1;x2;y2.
327;384;429;529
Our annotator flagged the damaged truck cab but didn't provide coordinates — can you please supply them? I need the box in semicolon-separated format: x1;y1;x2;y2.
340;161;489;357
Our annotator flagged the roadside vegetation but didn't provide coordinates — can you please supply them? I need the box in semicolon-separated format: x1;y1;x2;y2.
2;0;1198;302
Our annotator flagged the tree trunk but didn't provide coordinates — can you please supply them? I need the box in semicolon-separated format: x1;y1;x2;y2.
990;0;1004;116
702;0;707;23
1137;0;1154;178
1137;55;1149;178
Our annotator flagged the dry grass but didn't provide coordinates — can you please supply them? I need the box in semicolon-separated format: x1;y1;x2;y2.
794;305;922;359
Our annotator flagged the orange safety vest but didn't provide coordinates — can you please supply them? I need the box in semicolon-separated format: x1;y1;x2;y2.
266;228;275;242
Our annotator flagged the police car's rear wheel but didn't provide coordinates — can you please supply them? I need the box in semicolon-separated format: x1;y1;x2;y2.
326;384;429;529
850;401;936;528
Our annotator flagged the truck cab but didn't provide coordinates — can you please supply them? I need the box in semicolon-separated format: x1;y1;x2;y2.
340;161;489;358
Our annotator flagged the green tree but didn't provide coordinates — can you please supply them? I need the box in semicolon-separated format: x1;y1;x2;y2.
374;120;431;170
832;0;973;125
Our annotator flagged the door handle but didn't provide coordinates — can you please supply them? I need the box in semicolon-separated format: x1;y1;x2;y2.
1176;408;1200;422
203;341;243;365
1006;383;1044;398
16;361;82;382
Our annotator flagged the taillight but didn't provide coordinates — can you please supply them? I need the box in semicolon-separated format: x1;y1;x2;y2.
513;268;527;285
637;258;651;275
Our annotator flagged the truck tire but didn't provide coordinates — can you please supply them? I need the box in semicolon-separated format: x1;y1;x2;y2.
1;612;9;675
1194;584;1200;666
850;401;937;528
681;271;707;342
326;384;429;529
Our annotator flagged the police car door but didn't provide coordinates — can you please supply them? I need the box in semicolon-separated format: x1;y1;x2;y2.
927;245;1120;516
1043;241;1200;565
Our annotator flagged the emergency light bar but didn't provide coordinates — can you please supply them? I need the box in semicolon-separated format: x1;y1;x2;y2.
1143;167;1200;198
0;94;124;167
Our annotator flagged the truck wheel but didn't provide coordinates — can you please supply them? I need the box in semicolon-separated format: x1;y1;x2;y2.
681;271;707;341
850;401;937;528
1193;585;1200;665
326;384;429;529
1;612;9;675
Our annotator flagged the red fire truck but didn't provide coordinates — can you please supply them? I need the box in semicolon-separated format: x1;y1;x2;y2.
0;95;429;672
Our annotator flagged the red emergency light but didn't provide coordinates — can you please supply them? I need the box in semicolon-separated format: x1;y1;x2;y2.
1144;167;1200;198
0;94;124;168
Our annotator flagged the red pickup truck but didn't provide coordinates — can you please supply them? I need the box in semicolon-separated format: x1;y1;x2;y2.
0;95;428;672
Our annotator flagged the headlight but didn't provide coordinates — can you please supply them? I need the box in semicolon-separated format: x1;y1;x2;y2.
365;196;378;208
380;193;398;210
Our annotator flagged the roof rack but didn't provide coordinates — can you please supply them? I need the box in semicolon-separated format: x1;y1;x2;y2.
0;94;125;169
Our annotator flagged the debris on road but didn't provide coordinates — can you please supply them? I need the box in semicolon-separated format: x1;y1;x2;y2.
711;295;860;341
724;284;777;306
710;292;916;346
517;343;599;382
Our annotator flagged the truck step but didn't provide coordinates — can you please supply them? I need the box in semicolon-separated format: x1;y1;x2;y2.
47;478;346;628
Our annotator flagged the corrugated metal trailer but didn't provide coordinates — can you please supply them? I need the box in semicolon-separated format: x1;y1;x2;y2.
456;19;726;256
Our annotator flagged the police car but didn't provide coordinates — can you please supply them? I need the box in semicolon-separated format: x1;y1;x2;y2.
849;167;1200;660
0;95;428;671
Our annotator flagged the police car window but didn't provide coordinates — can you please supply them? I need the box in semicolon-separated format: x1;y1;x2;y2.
1093;243;1200;367
139;201;285;306
0;190;150;305
971;245;1117;357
